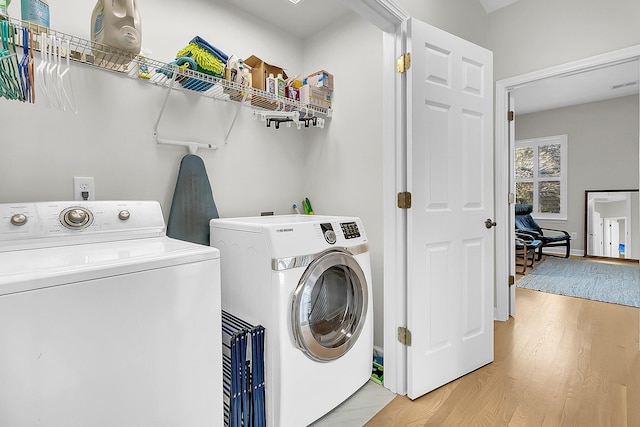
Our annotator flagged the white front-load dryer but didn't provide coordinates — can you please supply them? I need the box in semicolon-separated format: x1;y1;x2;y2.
210;214;373;427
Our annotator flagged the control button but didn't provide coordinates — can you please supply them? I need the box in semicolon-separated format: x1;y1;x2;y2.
118;210;131;221
60;207;93;230
10;213;28;226
67;209;87;224
340;222;360;239
324;229;337;244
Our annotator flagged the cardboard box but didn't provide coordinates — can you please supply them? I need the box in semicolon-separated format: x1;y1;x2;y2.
244;55;288;91
300;85;331;108
304;70;333;91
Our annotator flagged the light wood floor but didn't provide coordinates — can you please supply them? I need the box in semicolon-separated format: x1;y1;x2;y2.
365;263;640;426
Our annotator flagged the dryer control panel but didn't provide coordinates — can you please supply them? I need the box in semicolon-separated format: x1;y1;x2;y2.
320;221;362;244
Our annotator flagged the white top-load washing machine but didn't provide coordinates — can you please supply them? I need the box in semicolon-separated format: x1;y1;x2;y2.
0;201;222;427
210;214;373;427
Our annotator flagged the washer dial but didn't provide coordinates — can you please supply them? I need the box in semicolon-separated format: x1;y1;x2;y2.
10;213;28;226
60;207;94;230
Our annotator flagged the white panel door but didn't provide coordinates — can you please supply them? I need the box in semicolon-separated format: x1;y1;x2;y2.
406;18;494;399
604;219;620;257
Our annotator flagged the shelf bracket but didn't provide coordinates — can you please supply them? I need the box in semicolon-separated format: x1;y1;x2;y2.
153;65;178;136
223;89;249;145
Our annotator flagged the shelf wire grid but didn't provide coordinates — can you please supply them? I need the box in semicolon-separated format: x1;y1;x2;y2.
8;16;331;117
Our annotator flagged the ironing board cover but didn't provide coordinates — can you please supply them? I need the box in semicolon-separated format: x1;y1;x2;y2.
167;154;219;245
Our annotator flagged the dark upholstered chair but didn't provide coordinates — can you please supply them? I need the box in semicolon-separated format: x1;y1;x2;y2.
514;204;571;260
515;232;542;274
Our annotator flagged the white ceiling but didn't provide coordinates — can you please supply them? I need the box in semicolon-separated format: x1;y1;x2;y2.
218;0;354;40
513;60;639;115
477;0;521;13
220;0;520;39
218;0;639;115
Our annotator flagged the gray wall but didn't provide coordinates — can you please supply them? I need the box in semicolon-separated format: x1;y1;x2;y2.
397;0;489;46
515;95;639;254
486;0;640;80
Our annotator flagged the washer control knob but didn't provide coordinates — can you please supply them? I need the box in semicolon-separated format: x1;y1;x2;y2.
10;213;27;226
60;207;93;229
324;230;337;244
66;209;87;225
118;210;131;221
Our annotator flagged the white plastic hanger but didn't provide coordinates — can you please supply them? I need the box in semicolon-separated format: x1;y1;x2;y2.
58;39;76;114
46;34;61;109
35;32;49;107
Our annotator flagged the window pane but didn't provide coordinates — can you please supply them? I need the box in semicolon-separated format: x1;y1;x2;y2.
539;181;561;213
538;144;561;178
515;147;534;178
516;182;533;205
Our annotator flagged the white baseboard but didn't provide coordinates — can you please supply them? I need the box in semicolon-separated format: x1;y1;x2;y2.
542;247;584;257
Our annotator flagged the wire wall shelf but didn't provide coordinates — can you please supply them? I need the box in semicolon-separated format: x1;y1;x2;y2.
7;17;332;118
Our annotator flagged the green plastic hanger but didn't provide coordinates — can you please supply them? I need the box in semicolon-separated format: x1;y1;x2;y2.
0;21;22;100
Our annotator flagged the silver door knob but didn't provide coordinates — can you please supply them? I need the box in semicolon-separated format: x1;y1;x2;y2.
485;219;497;229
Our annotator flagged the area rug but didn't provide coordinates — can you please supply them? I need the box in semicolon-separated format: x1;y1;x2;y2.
516;257;640;307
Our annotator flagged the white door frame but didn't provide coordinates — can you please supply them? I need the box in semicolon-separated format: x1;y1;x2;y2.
495;45;640;320
342;0;409;395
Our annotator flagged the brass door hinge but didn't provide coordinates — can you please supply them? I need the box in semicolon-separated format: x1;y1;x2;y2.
508;111;515;122
509;275;515;286
398;326;412;346
397;191;412;209
397;52;411;73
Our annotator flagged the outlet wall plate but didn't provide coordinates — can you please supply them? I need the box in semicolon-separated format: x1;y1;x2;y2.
74;177;95;201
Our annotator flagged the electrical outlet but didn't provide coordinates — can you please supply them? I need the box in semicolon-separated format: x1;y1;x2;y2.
570;232;578;240
74;177;95;201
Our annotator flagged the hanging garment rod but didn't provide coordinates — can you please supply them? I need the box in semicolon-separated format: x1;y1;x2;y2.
153;64;251;153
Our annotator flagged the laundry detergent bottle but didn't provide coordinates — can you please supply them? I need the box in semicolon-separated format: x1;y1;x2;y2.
91;0;142;54
21;0;49;28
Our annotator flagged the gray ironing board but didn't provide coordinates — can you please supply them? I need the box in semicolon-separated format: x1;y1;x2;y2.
167;154;219;245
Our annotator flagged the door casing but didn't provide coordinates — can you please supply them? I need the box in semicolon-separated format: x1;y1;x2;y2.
495;45;640;321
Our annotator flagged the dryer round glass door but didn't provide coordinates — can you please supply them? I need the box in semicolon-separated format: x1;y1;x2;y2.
291;249;368;362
